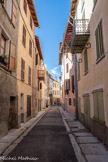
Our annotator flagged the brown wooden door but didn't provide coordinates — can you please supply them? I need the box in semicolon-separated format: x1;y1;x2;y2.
9;97;15;129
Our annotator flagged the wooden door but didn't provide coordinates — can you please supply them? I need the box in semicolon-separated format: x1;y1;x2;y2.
8;97;15;129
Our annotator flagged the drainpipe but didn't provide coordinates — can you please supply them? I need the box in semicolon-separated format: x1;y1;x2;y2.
74;53;78;120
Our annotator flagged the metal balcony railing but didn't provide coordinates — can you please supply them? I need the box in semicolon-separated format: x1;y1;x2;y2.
73;19;90;35
71;19;90;53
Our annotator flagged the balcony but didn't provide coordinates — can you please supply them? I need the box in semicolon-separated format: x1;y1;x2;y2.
38;70;45;80
71;19;90;53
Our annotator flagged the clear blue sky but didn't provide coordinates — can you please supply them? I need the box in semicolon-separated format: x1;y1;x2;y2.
34;0;70;79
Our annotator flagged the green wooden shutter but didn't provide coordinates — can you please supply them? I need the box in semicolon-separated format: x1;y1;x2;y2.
84;49;88;74
93;91;98;120
97;89;105;123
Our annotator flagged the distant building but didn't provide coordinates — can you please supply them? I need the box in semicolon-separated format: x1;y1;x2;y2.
52;79;61;105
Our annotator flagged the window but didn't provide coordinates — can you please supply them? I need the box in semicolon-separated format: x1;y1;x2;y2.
93;89;105;123
40;83;42;89
23;0;27;15
66;79;70;90
95;19;104;62
22;25;26;47
3;0;12;19
77;63;80;80
29;39;32;56
12;1;17;26
84;48;88;74
72;75;74;93
28;66;31;85
0;35;6;56
36;54;38;65
30;16;32;29
93;0;97;9
66;63;68;73
69;98;71;106
27;95;31;117
66;53;68;58
9;42;16;71
21;58;25;81
73;98;75;107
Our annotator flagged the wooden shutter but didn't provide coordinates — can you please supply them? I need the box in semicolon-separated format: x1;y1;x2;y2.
29;40;32;56
95;20;104;60
9;42;16;71
93;91;98;120
28;66;31;85
69;98;71;106
99;20;104;56
12;0;17;26
40;83;42;89
66;63;68;73
98;89;105;123
84;49;88;73
21;59;25;81
36;54;38;65
24;0;27;15
72;75;74;93
27;95;31;117
22;25;26;47
30;16;32;29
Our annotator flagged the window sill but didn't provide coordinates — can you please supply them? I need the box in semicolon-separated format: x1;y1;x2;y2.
96;54;105;64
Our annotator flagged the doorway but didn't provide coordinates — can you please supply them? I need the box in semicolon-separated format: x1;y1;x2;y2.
21;93;24;123
8;96;15;130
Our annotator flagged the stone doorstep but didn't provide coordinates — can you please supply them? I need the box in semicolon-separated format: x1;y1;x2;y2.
85;155;108;162
80;144;108;155
77;136;100;144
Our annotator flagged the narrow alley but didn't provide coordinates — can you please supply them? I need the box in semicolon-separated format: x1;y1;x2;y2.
0;0;108;162
2;107;78;162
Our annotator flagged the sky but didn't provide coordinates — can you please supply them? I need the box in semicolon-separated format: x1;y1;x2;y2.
34;0;70;80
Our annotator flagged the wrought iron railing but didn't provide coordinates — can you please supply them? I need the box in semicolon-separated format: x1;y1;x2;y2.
73;19;90;35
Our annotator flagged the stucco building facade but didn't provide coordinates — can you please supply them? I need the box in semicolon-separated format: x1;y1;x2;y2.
0;0;19;138
71;0;108;146
16;0;39;127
